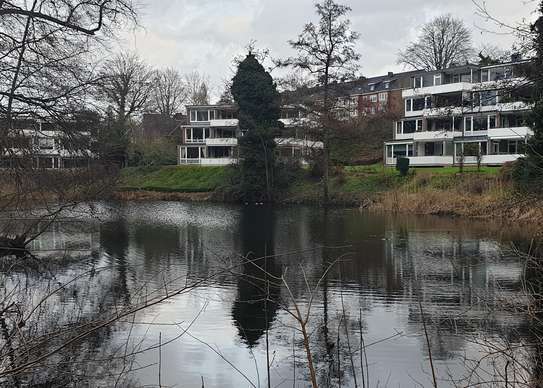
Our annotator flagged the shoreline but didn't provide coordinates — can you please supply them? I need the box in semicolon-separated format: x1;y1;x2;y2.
113;188;543;235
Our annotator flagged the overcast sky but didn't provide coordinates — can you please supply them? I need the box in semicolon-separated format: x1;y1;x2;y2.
118;0;537;100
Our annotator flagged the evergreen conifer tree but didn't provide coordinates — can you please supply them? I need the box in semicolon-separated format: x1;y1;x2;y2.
231;53;281;202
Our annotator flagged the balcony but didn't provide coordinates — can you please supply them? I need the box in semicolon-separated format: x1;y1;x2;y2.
385;156;454;166
179;157;236;166
205;138;238;146
412;131;461;141
487;126;532;139
403;82;474;98
209;119;238;127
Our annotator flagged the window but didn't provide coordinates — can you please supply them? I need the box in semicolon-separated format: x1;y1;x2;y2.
370;94;378;102
413;76;423;88
384;82;390;89
407;144;414;156
369;84;375;91
393;144;407;158
209;110;216;120
488;115;497;129
434;74;442;86
396;122;402;135
405;99;412;112
387;145;393;158
379;92;387;102
480;90;498;106
190;110;196;122
425;96;432;109
403;120;417;133
481;70;489;82
196;110;209;121
362;95;369;101
413;98;425;111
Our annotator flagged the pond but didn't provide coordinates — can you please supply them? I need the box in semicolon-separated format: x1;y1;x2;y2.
3;201;540;387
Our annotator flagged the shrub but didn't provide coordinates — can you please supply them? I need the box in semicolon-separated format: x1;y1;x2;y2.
396;157;410;176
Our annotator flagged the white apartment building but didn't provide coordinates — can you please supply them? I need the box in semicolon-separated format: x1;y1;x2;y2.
1;119;92;169
384;60;534;167
178;104;322;166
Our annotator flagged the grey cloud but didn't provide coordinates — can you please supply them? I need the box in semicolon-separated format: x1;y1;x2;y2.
121;0;535;101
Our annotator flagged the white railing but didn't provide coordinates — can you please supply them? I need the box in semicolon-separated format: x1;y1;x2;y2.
179;158;236;166
385;156;454;166
403;82;474;98
412;131;462;141
487;126;532;139
209;119;238;127
185;138;206;144
205;138;238;146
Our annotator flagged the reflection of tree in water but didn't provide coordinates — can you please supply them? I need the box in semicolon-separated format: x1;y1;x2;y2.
101;219;132;306
232;206;281;347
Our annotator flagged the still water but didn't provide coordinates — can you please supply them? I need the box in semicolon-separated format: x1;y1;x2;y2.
18;202;539;387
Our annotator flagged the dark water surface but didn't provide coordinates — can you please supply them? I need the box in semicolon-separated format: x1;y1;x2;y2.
19;202;540;387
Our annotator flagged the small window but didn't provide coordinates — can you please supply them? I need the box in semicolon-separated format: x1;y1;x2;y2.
416;120;423;132
387;146;393;158
488;115;497;129
379;93;387;102
362;95;369;101
405;99;412;112
369;84;375;91
384;82;390;89
481;70;489;83
413;76;423;88
190;110;196;122
370;94;378;102
434;74;442;86
396;122;402;134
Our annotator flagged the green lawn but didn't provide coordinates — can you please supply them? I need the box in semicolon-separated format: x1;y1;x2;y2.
119;165;230;193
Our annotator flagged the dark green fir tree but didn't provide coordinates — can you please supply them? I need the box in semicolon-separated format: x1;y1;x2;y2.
231;53;282;202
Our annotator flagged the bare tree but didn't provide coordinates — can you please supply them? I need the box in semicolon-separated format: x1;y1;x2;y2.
282;0;360;204
151;68;187;117
398;14;474;70
185;71;210;105
99;52;154;125
0;0;137;250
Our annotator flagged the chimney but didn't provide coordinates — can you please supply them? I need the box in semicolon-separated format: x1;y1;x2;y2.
511;53;522;62
387;72;394;77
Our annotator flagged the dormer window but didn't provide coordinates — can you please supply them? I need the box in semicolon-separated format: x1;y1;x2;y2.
384;82;390;89
369;84;375;91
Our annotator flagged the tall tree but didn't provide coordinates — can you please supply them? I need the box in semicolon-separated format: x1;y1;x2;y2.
398;14;473;70
151;68;187;118
184;71;210;105
231;52;281;202
283;0;360;204
99;53;154;126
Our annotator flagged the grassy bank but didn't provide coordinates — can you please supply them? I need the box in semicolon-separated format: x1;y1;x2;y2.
119;165;231;193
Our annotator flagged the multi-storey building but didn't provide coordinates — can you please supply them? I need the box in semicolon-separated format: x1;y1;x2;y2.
1;119;92;169
384;59;533;167
178;104;322;165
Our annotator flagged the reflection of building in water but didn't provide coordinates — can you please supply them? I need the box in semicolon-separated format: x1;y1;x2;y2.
384;227;527;358
28;221;99;258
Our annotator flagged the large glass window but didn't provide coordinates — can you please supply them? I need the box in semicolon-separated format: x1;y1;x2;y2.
197;110;209;121
393;144;407;158
413;98;425;111
403;120;417;133
480;90;498;106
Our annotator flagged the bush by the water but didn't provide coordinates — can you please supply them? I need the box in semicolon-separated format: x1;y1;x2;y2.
396;157;410;176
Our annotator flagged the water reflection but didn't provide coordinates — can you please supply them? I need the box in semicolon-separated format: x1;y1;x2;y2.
2;202;537;387
232;206;281;347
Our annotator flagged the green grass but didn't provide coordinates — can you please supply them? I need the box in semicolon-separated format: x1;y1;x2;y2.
119;165;230;193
